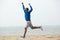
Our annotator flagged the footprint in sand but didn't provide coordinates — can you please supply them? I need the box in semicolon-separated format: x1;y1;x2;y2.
46;36;54;38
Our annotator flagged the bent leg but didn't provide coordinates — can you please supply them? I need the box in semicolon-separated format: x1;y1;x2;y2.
30;26;43;31
28;21;43;30
30;26;40;29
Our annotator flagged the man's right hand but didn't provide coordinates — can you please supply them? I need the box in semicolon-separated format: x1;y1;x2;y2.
29;3;31;6
22;2;24;4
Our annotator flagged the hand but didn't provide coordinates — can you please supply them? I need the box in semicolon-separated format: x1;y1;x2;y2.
22;2;23;4
29;3;31;6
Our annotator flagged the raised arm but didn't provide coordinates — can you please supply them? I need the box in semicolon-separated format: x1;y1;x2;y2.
29;3;33;13
22;2;25;10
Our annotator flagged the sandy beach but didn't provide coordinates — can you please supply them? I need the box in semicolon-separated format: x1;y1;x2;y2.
0;35;60;40
0;26;60;40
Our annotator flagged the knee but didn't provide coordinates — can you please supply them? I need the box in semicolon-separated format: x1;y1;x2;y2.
30;27;33;29
25;27;27;29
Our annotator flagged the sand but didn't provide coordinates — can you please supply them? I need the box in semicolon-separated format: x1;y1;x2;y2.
0;35;60;40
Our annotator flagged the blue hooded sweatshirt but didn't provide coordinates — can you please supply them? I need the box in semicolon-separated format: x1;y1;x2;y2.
22;4;33;21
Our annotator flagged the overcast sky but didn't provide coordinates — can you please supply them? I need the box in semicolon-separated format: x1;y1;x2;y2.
0;0;60;27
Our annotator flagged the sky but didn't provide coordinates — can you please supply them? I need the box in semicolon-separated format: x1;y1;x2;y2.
0;0;60;27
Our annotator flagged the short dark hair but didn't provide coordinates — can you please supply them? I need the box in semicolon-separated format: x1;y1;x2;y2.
24;8;29;11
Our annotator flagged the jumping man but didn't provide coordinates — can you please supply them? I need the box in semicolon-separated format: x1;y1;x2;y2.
22;2;43;38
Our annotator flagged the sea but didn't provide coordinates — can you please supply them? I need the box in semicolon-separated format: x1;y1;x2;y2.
0;25;60;36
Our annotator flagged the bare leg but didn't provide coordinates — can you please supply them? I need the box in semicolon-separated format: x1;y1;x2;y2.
31;26;40;29
23;27;28;38
31;26;43;30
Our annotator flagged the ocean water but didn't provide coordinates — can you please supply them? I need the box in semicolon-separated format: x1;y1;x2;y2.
0;25;60;36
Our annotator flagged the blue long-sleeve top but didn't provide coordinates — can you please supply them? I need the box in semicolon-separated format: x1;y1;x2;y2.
22;4;33;21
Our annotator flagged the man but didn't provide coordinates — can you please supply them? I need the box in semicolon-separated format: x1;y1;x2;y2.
22;2;43;38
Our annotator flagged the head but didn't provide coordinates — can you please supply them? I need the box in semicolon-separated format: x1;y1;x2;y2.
24;8;29;11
